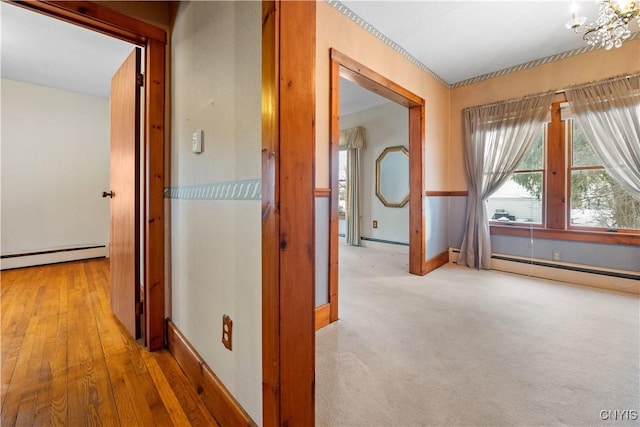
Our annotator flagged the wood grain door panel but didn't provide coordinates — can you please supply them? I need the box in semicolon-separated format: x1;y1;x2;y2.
110;47;141;339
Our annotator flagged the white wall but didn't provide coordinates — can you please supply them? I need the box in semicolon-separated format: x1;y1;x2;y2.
1;78;110;259
170;2;262;423
341;101;409;244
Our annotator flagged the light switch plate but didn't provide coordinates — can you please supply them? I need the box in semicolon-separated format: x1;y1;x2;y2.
192;130;203;154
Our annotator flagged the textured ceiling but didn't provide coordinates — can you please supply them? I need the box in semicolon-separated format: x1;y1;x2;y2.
340;78;391;115
335;1;632;85
1;2;134;98
3;1;637;107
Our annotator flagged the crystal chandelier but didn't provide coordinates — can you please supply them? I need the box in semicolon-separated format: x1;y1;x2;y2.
565;0;640;50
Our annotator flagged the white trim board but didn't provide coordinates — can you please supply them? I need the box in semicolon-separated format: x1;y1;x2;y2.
448;248;639;295
1;246;109;270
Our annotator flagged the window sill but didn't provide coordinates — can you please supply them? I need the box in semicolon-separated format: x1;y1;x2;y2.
490;224;640;246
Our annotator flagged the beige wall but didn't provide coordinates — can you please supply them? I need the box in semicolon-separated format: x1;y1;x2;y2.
449;39;640;191
170;1;262;423
99;1;263;421
316;1;450;191
1;79;110;259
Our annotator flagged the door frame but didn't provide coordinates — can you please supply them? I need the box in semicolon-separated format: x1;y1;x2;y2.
328;49;427;322
8;0;167;351
262;1;316;425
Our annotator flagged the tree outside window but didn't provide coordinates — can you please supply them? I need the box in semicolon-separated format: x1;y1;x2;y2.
488;116;639;231
569;120;640;230
487;128;544;224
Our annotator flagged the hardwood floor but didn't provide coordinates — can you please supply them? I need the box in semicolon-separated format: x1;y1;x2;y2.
1;259;218;426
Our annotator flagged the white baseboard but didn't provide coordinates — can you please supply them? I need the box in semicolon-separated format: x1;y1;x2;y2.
449;248;639;295
1;246;109;270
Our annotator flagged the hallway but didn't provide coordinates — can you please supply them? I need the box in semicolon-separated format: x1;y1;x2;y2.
1;259;216;426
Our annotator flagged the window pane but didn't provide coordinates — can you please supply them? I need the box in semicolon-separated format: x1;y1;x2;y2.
570;169;640;229
572;121;601;167
487;172;543;224
338;151;347;180
338;150;347;214
517;128;544;171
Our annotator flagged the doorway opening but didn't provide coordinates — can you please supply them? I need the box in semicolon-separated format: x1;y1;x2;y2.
2;0;166;350
338;77;410;254
327;49;427;324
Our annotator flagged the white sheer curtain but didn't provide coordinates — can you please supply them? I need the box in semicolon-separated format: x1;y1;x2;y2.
457;91;555;269
565;73;640;200
339;127;366;246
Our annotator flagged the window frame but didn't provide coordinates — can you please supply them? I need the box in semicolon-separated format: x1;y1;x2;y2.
566;118;608;232
565;117;639;232
487;125;547;227
490;101;640;245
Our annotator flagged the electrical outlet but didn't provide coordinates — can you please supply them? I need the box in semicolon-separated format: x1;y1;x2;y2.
373;220;378;229
222;314;233;351
552;251;560;261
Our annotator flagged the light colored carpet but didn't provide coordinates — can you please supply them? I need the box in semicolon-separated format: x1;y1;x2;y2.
316;241;640;426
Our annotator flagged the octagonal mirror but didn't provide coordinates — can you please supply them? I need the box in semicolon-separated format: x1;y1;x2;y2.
375;146;409;208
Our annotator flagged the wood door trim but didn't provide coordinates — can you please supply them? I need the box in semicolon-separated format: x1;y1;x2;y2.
328;50;427;323
328;57;340;323
278;2;316;425
8;0;166;44
262;1;316;425
331;50;423;107
144;39;166;351
9;0;167;351
261;2;280;425
409;105;426;275
315;188;331;197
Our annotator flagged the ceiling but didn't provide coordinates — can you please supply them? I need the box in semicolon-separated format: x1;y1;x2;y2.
1;2;134;98
337;0;616;85
336;0;637;113
340;78;391;115
2;1;636;109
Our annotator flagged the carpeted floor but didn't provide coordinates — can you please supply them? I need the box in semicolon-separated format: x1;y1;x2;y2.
316;241;640;426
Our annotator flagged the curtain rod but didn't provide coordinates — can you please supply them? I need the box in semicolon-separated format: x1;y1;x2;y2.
465;73;638;111
557;73;638;94
463;90;555;112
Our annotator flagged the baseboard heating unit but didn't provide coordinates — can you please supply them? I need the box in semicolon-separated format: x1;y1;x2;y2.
449;248;639;295
1;245;108;270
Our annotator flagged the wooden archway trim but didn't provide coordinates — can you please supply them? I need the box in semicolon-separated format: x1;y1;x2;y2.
262;1;317;425
7;1;166;44
328;50;427;321
8;0;166;351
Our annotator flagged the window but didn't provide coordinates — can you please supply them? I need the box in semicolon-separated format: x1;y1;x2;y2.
338;150;347;216
569;120;640;230
490;101;639;237
487;128;544;224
